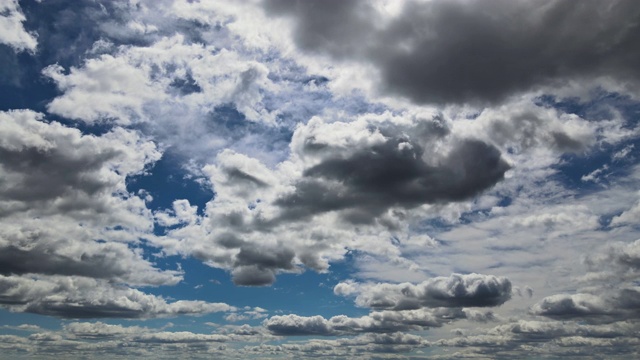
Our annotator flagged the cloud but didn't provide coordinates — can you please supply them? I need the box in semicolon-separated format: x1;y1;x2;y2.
0;110;160;221
0;321;239;358
276;113;509;226
531;289;640;322
44;33;276;127
434;319;640;358
158;113;510;285
132;332;229;344
64;322;147;339
264;0;640;105
277;134;509;224
611;198;640;226
451;99;596;154
0;110;243;319
0;110;176;285
0;275;233;319
334;273;512;310
0;0;37;52
264;307;469;336
531;239;640;323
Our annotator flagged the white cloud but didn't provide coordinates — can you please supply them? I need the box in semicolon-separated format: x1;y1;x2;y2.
0;0;37;52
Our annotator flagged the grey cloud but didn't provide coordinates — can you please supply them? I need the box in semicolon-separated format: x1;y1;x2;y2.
0;275;234;319
279;332;429;356
0;146;118;205
334;273;512;310
265;0;640;104
430;320;640;360
185;115;509;286
531;290;640;322
132;332;229;344
531;241;640;323
231;265;276;287
0;110;160;221
0;321;239;359
265;315;333;336
277;138;509;224
0;242;179;286
585;240;640;276
481;107;593;153
263;0;378;59
64;322;146;339
264;308;467;336
231;245;296;286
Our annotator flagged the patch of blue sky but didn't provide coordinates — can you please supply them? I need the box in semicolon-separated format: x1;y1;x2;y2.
0;309;61;333
142;255;365;320
0;46;58;112
126;151;213;215
537;90;640;127
553;138;639;192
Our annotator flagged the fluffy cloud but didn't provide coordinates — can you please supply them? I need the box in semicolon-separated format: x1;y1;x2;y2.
265;0;640;105
531;289;640;322
334;273;512;310
158;112;510;285
0;275;233;319
0;0;37;52
0;110;238;318
0;110;172;284
264;308;469;336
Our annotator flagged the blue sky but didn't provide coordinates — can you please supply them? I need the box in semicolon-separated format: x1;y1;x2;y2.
1;0;640;358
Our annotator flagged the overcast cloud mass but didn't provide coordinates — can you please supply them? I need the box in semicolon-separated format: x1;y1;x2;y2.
1;0;640;358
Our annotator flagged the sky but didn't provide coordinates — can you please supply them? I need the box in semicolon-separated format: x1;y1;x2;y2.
1;0;640;358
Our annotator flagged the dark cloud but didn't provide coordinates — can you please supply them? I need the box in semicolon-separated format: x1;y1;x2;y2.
229;245;296;286
231;266;276;287
0;245;126;279
0;145;118;208
276;138;509;224
531;289;640;322
0;275;233;319
334;273;512;310
264;0;640;105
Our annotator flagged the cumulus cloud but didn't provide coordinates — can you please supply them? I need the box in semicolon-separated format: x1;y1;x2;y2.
44;33;276;127
531;289;640;322
0;275;233;319
277;129;509;224
158;113;510;285
0;110;175;284
0;110;159;221
264;307;468;336
530;239;640;323
0;110;241;319
451;99;596;154
0;0;37;52
334;273;512;310
265;0;640;105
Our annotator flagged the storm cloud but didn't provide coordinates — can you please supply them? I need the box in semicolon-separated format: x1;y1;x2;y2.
265;0;640;105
